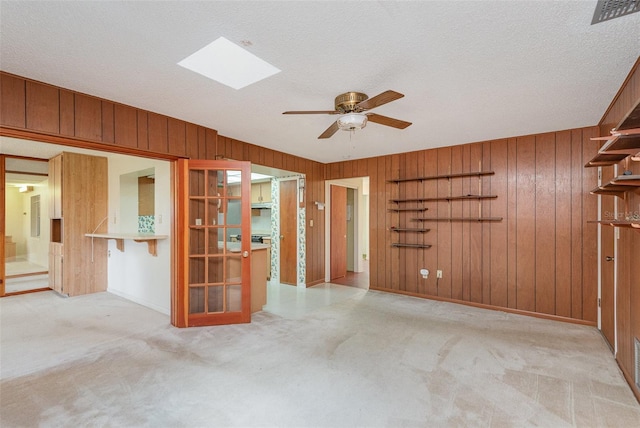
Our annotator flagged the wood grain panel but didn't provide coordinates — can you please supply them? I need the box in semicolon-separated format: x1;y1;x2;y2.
114;104;138;148
516;136;536;312
489;139;508;308
26;81;59;133
369;156;380;287
405;152;418;293
423;149;438;296
581;127;599;323
168;118;186;157
535;133;556;315
481;142;491;304
0;74;26;128
506;138;518;309
570;129;584;319
437;147;452;298
101;101;115;144
59;89;74;136
389;155;400;290
461;144;472;301
74;93;102;141
136;110;149;150
148;113;168;153
554;131;572;317
469;143;483;303
185;123;199;159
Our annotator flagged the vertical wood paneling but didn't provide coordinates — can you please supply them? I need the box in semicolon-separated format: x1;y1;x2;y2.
168;117;186;157
59;89;75;136
490;139;508;308
205;129;217;159
582;127;599;323
389;155;399;290
569;129;584;319
423;150;438;296
554;131;572;317
148;113;168;153
26;81;59;133
506;138;518;309
437;147;452;298
535;133;556;315
461;144;472;301
0;73;26;127
405;153;418;292
369;156;380;287
469;143;483;303
450;146;464;300
136;110;148;150
185;123;199;159
101;101;115;144
114;104;138;148
481;142;492;304
516;136;536;312
74;93;102;141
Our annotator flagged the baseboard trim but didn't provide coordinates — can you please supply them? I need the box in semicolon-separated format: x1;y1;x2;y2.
368;287;597;327
305;279;325;287
616;358;640;404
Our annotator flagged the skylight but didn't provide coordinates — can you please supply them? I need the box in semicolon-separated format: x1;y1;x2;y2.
178;37;280;90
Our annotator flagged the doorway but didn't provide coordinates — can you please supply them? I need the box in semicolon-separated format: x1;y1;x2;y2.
325;178;370;289
3;156;50;296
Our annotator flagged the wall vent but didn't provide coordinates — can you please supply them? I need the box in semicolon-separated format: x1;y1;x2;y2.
636;337;640;390
592;0;640;25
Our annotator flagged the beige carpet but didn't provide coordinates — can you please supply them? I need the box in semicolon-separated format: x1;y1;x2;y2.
1;289;639;427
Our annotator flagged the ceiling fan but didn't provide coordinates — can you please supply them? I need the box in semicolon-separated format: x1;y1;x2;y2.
282;90;412;139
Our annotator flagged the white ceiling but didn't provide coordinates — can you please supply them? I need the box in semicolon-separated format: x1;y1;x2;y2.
0;1;638;163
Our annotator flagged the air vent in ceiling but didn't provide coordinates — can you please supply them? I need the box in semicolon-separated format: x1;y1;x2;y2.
591;0;640;25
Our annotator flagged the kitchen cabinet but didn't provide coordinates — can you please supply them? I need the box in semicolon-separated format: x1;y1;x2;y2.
251;182;271;204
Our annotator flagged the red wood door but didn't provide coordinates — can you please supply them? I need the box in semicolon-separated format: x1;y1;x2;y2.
330;185;347;280
279;179;297;285
174;159;252;327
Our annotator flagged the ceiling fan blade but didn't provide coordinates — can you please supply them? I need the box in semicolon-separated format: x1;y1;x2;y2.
282;110;338;115
366;113;412;129
318;121;340;139
356;90;404;111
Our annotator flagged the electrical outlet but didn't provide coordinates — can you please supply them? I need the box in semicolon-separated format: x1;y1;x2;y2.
436;270;443;279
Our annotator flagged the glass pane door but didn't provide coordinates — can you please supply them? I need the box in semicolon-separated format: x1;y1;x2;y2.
175;159;251;327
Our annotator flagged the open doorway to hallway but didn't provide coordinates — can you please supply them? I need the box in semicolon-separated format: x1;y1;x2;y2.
325;177;369;290
4;156;50;295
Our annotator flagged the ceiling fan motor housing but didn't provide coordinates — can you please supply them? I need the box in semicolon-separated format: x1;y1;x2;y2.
335;92;368;113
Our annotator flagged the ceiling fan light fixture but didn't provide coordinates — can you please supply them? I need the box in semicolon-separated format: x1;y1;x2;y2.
337;113;367;131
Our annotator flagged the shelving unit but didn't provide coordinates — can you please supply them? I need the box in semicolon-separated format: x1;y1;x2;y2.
388;170;500;248
387;171;494;183
586;100;640;232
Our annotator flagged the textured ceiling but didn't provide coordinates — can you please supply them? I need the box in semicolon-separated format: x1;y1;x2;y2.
0;1;639;163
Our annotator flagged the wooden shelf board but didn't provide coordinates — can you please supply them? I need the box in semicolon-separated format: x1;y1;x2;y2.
413;217;503;222
390;195;497;203
85;233;168;256
585;152;629;167
391;243;432;248
587;220;640;230
387;171;494;183
390;228;431;233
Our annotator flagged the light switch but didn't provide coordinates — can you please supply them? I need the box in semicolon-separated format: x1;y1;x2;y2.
310;219;314;227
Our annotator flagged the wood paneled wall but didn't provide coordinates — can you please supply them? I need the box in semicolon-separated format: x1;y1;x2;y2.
0;71;327;286
327;128;600;324
598;56;640;401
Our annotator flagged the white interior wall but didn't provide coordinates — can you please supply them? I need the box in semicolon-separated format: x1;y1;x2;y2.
107;156;171;315
5;187;26;256
22;182;50;267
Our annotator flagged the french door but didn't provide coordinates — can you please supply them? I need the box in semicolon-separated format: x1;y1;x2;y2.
174;159;252;327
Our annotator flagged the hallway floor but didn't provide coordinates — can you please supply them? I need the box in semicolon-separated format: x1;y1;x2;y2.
1;286;639;427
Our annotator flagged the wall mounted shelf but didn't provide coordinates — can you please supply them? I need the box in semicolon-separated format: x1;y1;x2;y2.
390;227;431;233
391;243;432;248
585;120;640;167
413;217;503;222
85;233;168;256
591;175;640;198
587;220;640;231
390;195;497;203
388;208;428;212
387;171;494;183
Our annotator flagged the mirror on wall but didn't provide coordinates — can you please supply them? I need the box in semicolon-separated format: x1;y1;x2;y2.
120;168;155;233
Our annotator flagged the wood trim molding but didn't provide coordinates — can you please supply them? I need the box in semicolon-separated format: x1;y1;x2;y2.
0;126;181;161
369;286;598;327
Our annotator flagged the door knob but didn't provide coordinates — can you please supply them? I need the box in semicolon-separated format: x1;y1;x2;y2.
243;251;249;258
280;235;284;240
605;256;614;262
